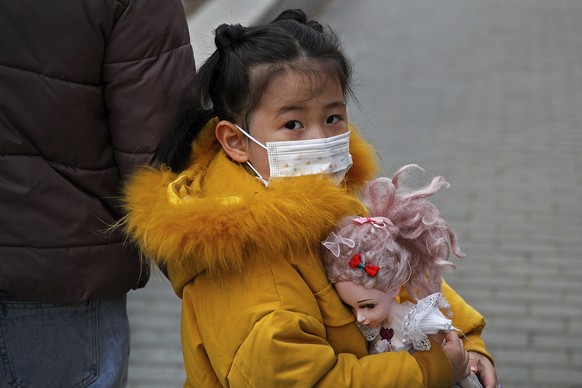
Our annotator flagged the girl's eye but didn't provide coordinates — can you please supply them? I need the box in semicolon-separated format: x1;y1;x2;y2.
326;115;341;124
284;120;303;130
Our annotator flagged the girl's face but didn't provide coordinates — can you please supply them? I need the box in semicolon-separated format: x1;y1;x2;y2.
334;281;400;328
244;69;348;179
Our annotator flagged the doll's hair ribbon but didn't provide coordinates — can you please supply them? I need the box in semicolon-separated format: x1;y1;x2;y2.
353;216;395;229
349;253;379;277
322;232;355;258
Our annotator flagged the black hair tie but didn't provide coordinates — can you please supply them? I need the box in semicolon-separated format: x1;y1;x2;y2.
215;23;245;52
273;9;323;33
275;9;307;24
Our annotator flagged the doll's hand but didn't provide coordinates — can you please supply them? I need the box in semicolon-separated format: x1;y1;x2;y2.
441;331;470;383
468;352;498;388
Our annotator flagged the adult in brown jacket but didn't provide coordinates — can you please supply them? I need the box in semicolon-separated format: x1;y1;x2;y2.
0;0;194;386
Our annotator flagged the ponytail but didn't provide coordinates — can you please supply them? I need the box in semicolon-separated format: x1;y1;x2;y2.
157;104;213;171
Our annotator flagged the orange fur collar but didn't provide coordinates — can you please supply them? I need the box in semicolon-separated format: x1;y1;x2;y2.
122;120;379;293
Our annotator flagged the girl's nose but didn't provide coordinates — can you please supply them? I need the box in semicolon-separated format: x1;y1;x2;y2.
316;125;328;138
309;124;331;140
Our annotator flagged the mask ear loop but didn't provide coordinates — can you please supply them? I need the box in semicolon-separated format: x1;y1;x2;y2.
235;124;267;150
245;161;269;187
235;124;269;186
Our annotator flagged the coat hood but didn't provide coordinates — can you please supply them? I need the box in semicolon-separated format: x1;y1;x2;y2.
122;118;379;295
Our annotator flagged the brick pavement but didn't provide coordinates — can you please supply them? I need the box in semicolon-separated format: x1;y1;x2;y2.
127;1;582;387
127;271;184;387
323;1;582;386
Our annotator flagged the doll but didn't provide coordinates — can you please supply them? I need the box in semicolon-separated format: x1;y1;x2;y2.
321;164;483;388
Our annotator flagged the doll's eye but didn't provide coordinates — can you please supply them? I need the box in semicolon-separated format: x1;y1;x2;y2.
362;304;376;310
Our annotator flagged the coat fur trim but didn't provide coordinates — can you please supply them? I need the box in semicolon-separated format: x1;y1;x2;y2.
122;120;379;289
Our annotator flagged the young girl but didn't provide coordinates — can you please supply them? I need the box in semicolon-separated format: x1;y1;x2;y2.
122;9;496;387
321;165;485;387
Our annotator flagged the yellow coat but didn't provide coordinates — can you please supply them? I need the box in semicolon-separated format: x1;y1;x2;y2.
123;119;491;387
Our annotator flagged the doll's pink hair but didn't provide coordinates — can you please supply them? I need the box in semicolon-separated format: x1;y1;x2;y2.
321;164;464;300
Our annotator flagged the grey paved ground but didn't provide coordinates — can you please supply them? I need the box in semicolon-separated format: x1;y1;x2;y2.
127;1;582;387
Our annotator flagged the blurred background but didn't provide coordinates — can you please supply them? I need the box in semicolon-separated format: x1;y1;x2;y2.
127;1;582;387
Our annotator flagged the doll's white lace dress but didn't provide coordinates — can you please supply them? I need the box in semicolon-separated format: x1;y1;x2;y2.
356;292;483;388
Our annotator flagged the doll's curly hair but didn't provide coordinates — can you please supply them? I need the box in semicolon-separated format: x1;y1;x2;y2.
321;164;464;300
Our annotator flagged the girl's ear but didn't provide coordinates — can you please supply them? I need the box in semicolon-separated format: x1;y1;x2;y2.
215;120;249;163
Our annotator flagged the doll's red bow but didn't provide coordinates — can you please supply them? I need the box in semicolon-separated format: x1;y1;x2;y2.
349;254;379;277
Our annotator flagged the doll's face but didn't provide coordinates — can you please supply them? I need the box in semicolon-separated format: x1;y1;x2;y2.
334;281;400;328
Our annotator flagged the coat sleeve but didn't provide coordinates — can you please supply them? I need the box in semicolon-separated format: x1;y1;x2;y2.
181;278;456;388
228;310;455;387
102;0;195;178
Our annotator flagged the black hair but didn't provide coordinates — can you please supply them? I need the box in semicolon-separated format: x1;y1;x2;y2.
158;9;354;172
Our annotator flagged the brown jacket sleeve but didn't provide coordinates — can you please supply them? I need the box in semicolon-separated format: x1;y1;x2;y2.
103;0;195;178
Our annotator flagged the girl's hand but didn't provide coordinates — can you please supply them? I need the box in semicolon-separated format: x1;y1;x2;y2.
468;352;498;388
429;332;446;345
441;331;470;383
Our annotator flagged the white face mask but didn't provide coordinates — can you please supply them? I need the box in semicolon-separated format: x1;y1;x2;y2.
235;124;353;187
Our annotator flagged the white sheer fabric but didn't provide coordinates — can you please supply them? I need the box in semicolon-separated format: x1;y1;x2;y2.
355;292;483;387
401;292;453;351
357;292;454;353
